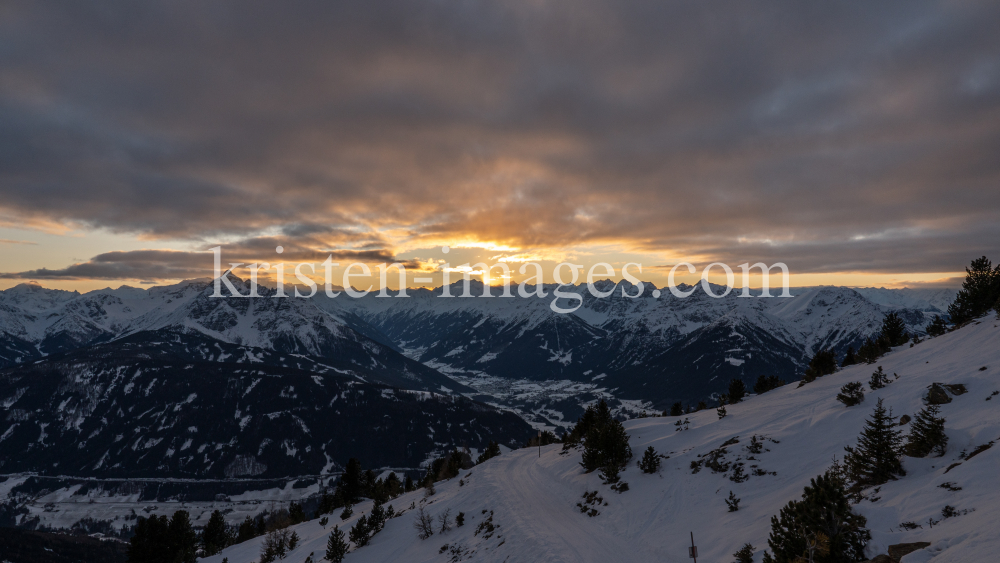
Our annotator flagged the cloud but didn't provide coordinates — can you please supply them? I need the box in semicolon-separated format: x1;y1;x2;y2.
0;0;998;277
0;239;37;245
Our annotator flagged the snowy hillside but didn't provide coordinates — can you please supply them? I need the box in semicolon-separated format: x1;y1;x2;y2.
205;318;1000;563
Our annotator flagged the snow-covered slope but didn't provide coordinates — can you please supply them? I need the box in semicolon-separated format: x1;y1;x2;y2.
205;318;1000;563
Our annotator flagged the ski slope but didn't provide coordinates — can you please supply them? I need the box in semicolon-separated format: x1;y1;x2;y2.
204;319;1000;563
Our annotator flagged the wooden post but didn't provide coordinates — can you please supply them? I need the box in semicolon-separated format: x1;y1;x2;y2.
537;430;541;458
689;531;698;562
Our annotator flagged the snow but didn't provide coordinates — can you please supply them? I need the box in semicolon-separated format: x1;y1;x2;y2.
205;319;1000;563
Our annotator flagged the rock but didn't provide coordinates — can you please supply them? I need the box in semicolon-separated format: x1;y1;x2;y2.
926;383;953;404
888;542;931;561
942;383;967;395
898;414;911;425
864;555;892;563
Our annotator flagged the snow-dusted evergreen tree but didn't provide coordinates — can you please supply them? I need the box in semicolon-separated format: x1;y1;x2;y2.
638;446;660;474
762;473;869;563
869;366;890;390
843;398;905;490
837;382;865;406
325;526;348;563
348;514;371;547
726;490;741;512
906;403;948;457
733;543;755;563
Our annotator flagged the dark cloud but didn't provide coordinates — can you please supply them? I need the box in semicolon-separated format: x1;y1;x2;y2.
0;243;421;281
1;0;999;274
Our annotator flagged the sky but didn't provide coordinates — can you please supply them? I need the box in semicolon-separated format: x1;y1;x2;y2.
1;0;999;292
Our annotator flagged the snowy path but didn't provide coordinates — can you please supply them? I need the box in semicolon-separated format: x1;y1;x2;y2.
477;448;638;563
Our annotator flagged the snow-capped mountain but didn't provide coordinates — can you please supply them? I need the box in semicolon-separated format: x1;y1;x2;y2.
330;281;946;410
0;332;532;479
0;279;954;414
205;319;1000;563
0;277;468;394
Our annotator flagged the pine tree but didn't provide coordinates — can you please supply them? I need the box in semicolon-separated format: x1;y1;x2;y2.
764;473;870;563
856;337;881;364
339;504;353;521
288;531;300;550
717;404;728;419
236;515;258;543
201;509;230;556
404;474;414;492
836;382;865;407
456;512;465;527
880;312;909;347
754;375;785;394
726;491;741;512
869;366;890;390
843;398;905;490
340;458;364;504
948;256;1000;324
733;543;755;563
476;440;502;464
728;379;747;403
349;515;371;547
638;446;660;474
325;526;349;563
906;403;948;457
581;408;633;473
926;315;947;337
368;500;387;534
803;349;838;382
128;514;170;563
166;510;198;563
669;402;683;416
841;346;857;367
289;501;306;525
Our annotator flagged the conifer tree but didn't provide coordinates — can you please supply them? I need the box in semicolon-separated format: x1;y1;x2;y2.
404;474;414;492
905;403;948;457
638;446;660;474
325;526;348;563
880;312;909;347
201;510;230;556
728;379;747;403
289;501;306;525
166;510;198;563
669;402;683;416
726;490;741;512
803;349;838;382
579;400;632;474
856;337;881;364
733;543;755;563
948;256;1000;324
763;473;869;563
869;366;890;390
754;375;785;394
837;382;864;407
340;458;364;504
841;346;857;367
717;403;727;419
339;504;353;521
926;315;947;337
843;398;905;490
349;515;371;547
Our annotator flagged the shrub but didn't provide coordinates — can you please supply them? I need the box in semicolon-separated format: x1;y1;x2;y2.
836;382;865;407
